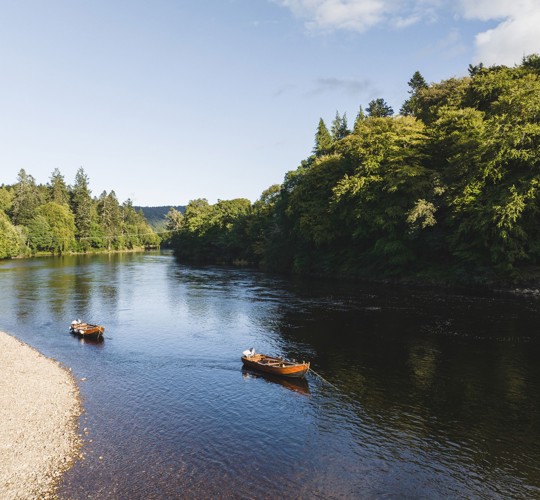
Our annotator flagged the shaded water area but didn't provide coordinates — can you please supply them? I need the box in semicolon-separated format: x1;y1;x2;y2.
1;252;540;498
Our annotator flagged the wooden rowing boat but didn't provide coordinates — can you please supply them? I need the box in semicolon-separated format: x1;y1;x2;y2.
241;350;310;378
70;320;105;339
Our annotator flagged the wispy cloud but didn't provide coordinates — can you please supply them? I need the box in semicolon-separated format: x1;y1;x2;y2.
307;77;373;96
273;83;297;97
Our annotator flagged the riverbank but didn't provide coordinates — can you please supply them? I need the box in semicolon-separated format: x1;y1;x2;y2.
0;331;82;499
8;246;160;260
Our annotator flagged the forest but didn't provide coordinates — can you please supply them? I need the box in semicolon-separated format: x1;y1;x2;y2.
167;55;540;283
0;167;160;258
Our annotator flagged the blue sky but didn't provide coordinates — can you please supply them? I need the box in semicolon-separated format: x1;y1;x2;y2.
1;0;539;206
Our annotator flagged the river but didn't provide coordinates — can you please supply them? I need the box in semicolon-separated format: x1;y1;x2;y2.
1;252;539;498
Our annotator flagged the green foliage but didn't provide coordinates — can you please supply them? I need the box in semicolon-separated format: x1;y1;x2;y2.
121;199;159;248
400;71;428;116
413;77;469;124
0;210;24;258
426;63;540;273
331;111;350;140
521;54;540;74
407;199;437;232
287;154;350;245
173;198;252;263
313;118;333;157
48;168;70;206
36;202;76;253
71;167;95;249
135;205;186;230
247;184;282;265
352;106;366;134
170;53;540;282
366;98;394;118
0;187;13;214
0;168;159;259
27;214;53;253
331;116;432;271
165;208;184;231
97;190;123;250
12;169;45;226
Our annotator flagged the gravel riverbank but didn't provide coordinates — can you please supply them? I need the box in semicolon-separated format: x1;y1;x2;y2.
0;331;82;499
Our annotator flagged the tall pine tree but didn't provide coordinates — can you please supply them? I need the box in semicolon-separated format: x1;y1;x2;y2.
331;111;350;140
313;118;333;157
11;169;43;226
71;167;94;249
48;168;70;206
400;71;428;116
366;98;394;117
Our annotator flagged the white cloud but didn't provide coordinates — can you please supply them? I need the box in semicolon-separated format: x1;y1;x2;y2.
273;0;443;32
459;0;532;22
459;0;540;65
276;0;387;32
274;0;540;66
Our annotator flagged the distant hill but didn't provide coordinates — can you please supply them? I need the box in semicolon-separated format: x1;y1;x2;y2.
135;205;185;230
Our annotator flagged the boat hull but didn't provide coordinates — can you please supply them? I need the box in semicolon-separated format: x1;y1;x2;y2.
70;323;104;339
241;355;310;378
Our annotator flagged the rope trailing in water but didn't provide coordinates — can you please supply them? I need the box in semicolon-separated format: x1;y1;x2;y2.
308;368;338;390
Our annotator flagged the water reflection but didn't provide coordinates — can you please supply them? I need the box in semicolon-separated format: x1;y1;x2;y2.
71;334;105;347
272;286;540;496
241;368;311;396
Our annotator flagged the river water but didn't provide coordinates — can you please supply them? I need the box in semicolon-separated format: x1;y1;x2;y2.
1;252;539;499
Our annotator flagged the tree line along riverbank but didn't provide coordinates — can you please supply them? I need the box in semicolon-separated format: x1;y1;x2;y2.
3;55;540;286
166;55;540;285
0;167;160;259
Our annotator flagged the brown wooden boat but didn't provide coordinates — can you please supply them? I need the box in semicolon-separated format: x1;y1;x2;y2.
241;350;310;378
70;320;105;339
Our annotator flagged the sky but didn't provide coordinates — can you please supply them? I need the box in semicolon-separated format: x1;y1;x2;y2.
1;0;539;206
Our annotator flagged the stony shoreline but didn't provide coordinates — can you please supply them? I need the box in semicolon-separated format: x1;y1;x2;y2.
0;331;82;499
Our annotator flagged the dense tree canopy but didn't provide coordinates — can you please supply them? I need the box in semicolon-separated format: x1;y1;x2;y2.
170;55;540;283
0;168;159;258
173;198;252;263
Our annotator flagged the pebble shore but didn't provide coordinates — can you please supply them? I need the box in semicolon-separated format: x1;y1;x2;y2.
0;331;82;499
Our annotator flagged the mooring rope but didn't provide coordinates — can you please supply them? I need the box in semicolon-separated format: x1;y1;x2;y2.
308;368;338;390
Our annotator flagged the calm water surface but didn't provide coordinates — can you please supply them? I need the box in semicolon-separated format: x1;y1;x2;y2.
1;252;540;499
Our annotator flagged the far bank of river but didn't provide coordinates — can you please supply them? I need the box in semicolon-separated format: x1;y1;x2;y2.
6;249;540;296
